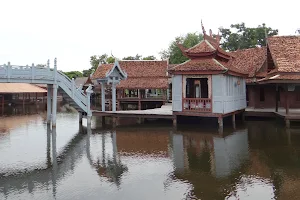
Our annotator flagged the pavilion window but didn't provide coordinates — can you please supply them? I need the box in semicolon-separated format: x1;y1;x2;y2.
259;87;265;102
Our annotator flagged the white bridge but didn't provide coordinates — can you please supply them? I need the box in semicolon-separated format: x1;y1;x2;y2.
0;59;93;126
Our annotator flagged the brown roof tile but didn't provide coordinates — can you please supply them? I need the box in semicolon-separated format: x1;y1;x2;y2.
268;36;300;73
185;40;215;54
93;61;168;89
117;77;168;89
229;47;266;77
92;64;113;79
171;58;225;72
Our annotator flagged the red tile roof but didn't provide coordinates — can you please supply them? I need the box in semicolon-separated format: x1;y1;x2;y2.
92;61;168;89
118;77;168;89
267;36;300;73
171;58;226;72
229;47;267;77
185;40;215;54
92;64;113;79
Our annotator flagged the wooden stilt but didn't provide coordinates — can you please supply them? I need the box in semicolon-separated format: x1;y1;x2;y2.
275;84;279;112
2;95;4;111
218;116;223;132
23;93;25;107
102;116;105;127
138;101;141;110
79;112;83;124
286;91;290;115
232;114;236;129
36;93;38;102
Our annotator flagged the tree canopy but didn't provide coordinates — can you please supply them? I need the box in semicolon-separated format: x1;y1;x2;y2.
82;54;115;77
219;23;278;51
160;32;203;64
122;54;156;60
63;71;83;79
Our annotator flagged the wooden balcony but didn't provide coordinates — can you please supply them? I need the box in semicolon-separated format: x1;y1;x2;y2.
183;98;212;112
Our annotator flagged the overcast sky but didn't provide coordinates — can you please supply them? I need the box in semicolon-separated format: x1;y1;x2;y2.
0;0;299;72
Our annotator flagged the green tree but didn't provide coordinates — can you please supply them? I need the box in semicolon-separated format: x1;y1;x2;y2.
160;32;203;64
123;54;142;60
63;71;83;79
85;54;116;77
142;55;156;60
219;23;278;51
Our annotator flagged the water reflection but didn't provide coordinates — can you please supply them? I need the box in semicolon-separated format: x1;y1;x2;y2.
1;108;300;199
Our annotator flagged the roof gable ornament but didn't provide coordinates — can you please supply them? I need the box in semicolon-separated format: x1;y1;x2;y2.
201;20;206;36
106;59;127;80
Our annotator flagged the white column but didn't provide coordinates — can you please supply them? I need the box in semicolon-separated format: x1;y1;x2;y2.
52;84;58;127
52;58;58;127
112;77;116;112
101;82;105;111
47;84;52;124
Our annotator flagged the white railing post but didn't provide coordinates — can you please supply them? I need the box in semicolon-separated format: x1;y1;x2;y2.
7;62;11;82
54;58;57;82
72;78;75;98
47;59;50;72
86;84;94;125
31;63;35;82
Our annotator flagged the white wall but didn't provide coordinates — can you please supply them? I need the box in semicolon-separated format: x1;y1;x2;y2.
212;74;246;114
172;75;182;111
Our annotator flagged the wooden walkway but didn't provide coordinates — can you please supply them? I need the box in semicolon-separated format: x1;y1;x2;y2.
92;104;173;119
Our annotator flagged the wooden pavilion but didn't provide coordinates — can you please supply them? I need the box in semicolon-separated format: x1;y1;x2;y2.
169;25;247;129
92;60;168;111
0;83;47;109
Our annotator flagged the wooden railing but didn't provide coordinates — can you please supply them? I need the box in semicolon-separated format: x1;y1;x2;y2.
183;98;212;112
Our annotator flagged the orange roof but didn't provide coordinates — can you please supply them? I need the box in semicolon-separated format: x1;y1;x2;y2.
0;83;47;93
93;61;168;89
230;47;267;77
267;36;300;73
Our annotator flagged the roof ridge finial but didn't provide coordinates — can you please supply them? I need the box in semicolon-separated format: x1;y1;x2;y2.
201;19;206;36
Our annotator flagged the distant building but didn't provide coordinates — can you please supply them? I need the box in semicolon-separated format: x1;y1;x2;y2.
92;60;168;110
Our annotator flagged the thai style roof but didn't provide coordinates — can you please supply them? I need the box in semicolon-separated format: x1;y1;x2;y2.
267;36;300;73
256;36;300;83
229;47;267;77
170;25;246;77
0;83;47;93
93;60;168;89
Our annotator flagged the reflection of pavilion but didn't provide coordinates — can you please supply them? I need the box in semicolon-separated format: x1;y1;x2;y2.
89;131;128;187
171;129;249;199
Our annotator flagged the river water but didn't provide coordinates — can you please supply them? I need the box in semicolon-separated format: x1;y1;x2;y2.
1;105;300;200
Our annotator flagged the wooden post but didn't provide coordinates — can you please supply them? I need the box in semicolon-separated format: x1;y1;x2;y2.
23;93;25;107
218;116;223;131
232;114;236;129
286;91;290;115
102;116;105;127
79;112;83;124
35;93;38;102
1;95;4;112
275;84;279;112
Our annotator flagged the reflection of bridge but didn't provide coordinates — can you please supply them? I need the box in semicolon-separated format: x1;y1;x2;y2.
0;125;89;198
0;125;128;199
